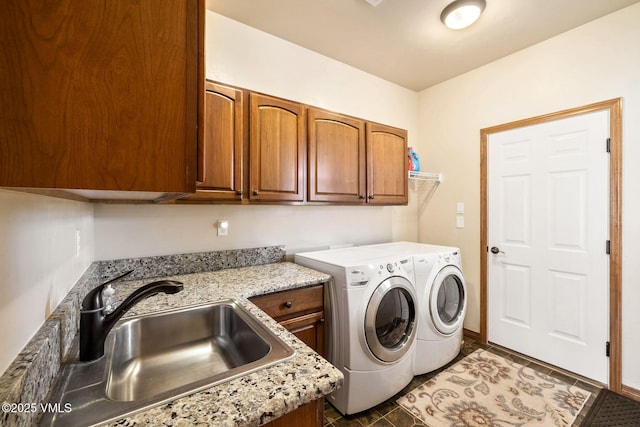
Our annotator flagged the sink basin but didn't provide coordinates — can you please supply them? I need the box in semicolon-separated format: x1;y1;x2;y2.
40;300;294;427
106;301;275;401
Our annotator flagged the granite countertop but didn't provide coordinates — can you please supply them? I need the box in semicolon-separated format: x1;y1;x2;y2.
98;262;343;426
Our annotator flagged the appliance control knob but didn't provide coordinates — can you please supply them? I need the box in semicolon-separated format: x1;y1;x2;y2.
386;263;395;273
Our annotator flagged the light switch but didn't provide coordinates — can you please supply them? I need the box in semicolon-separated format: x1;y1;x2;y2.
456;216;464;229
456;202;464;214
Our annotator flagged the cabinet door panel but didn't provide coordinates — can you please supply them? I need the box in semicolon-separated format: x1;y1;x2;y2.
196;82;243;200
250;94;305;201
280;311;325;356
308;109;366;203
367;123;408;205
0;0;201;194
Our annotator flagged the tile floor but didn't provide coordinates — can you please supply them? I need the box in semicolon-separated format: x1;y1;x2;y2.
323;338;602;427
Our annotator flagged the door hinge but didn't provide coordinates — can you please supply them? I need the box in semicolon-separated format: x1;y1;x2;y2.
606;138;611;153
606;240;611;255
606;341;610;357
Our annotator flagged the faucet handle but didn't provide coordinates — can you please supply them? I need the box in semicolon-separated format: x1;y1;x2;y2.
81;269;135;312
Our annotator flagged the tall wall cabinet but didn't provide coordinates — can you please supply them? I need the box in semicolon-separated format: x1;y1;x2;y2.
0;0;204;202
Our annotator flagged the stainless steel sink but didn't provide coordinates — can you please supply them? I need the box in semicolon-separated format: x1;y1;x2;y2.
40;300;295;427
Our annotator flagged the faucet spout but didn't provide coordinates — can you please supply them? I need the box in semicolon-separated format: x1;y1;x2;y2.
79;274;184;362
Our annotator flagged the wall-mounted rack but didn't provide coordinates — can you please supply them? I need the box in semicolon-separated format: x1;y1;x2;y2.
408;171;442;211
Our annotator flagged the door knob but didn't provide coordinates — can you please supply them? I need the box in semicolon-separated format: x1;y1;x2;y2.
490;246;505;254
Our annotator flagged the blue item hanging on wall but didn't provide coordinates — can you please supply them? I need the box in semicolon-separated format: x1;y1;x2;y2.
408;147;420;172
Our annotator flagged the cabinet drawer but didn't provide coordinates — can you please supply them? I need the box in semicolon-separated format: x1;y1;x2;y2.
251;285;323;321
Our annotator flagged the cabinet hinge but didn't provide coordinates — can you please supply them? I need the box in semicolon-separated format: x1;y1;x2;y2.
606;138;611;153
606;341;611;357
606;240;611;255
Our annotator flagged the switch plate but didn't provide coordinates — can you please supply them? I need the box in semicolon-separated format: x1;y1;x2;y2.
456;202;464;214
456;216;464;229
217;220;229;236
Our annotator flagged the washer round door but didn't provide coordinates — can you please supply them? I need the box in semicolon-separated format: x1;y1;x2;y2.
364;276;417;363
429;265;466;335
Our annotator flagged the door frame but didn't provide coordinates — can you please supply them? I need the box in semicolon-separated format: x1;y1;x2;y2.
479;98;622;391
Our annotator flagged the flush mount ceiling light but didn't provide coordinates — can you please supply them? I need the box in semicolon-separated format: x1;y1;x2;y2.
440;0;486;30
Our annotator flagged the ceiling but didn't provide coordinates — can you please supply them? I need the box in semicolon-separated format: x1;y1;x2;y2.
206;0;640;91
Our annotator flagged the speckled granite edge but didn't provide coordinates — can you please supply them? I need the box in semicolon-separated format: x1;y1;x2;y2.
97;246;285;282
0;246;321;427
94;263;341;427
0;322;61;427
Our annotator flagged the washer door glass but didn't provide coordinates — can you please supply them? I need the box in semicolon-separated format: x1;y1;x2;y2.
430;265;466;335
365;277;417;363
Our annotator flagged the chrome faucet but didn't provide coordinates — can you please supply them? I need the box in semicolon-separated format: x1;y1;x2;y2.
79;270;184;362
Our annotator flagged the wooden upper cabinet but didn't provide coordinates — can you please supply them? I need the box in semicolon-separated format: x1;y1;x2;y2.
191;82;244;201
250;93;305;202
307;108;366;203
367;123;409;205
0;0;203;201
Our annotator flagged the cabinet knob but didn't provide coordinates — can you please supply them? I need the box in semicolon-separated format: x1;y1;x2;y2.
359;195;365;199
236;190;243;196
368;195;375;200
284;301;293;309
252;190;259;196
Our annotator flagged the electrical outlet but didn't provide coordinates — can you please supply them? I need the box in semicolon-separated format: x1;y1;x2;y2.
217;220;229;236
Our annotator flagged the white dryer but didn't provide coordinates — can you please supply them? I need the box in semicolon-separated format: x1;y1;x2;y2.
366;242;467;375
295;247;417;415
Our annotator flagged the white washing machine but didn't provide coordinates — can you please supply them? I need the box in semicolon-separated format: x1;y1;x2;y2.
365;242;467;375
295;247;417;415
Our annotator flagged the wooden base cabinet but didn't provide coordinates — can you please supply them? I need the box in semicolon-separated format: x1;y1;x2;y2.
250;284;325;356
262;398;323;427
250;284;326;427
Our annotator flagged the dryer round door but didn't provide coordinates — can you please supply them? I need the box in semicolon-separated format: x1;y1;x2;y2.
364;276;417;363
429;265;466;335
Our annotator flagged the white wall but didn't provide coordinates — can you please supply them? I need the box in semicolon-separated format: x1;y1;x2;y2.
94;11;420;260
206;11;417;134
416;3;640;389
94;204;392;259
0;190;93;375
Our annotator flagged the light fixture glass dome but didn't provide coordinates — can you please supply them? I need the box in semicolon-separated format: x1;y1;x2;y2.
441;0;486;30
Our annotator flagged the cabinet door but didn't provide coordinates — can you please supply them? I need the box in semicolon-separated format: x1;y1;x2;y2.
250;93;305;202
280;312;325;356
366;123;409;205
194;82;244;201
307;109;366;203
0;0;203;197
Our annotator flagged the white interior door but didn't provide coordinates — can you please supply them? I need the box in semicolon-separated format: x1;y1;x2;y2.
487;110;610;384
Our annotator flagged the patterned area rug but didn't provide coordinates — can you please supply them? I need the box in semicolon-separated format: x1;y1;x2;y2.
397;349;590;427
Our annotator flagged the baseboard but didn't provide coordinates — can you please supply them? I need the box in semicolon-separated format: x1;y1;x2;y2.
621;384;640;402
463;328;481;342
